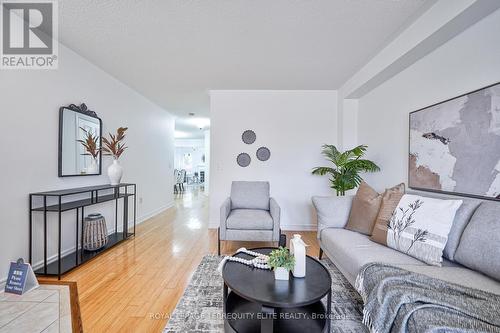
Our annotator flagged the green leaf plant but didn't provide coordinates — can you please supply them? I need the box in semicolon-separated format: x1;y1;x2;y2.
267;247;295;271
312;144;380;196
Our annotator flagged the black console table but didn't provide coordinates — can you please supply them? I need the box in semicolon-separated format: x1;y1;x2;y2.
29;183;136;279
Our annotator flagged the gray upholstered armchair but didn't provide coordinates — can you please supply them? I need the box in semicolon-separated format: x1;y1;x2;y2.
218;181;281;255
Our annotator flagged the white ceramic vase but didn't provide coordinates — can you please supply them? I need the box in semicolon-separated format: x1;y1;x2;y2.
274;267;289;280
290;234;307;278
107;159;123;185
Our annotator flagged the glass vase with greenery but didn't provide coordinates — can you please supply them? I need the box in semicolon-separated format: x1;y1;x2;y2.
312;144;380;196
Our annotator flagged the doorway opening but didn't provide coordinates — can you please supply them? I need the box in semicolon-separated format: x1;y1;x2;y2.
174;116;210;197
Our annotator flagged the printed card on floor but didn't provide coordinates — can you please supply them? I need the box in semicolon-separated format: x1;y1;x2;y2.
4;258;39;295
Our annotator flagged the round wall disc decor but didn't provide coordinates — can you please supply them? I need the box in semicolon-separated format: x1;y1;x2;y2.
242;130;256;144
256;147;271;161
237;153;251;167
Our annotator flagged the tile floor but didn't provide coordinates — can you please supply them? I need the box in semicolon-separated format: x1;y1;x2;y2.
0;285;72;333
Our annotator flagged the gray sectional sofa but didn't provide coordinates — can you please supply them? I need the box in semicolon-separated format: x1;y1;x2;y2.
312;191;500;295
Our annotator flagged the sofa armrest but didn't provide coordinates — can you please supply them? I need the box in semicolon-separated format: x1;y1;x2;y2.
219;197;231;240
270;197;281;241
312;195;354;239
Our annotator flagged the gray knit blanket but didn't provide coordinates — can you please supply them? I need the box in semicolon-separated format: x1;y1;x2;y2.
355;263;500;333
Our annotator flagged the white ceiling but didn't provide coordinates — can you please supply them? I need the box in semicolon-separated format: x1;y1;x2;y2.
58;0;432;123
175;116;210;139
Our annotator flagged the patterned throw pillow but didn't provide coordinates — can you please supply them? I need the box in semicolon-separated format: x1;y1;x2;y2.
387;194;462;266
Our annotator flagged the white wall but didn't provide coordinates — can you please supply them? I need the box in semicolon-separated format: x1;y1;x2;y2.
0;43;175;283
204;130;211;193
209;90;338;230
354;8;500;192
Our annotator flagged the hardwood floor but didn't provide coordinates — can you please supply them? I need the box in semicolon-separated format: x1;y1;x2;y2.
48;188;320;332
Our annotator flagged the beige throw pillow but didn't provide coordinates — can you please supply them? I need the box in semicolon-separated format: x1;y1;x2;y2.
370;183;405;245
345;182;382;235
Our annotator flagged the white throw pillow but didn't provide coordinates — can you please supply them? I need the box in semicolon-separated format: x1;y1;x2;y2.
386;194;462;266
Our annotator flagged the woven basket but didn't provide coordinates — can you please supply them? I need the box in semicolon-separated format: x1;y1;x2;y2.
83;214;108;251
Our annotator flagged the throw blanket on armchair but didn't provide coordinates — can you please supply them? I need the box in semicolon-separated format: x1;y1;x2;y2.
355;263;500;333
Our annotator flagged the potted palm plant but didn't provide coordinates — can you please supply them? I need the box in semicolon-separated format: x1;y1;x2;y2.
77;127;100;174
268;247;295;280
312;144;380;196
102;127;128;185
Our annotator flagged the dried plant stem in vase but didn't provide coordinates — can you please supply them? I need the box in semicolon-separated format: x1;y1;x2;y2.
77;127;100;174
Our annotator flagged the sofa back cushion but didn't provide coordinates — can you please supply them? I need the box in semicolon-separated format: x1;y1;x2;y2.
312;196;354;238
231;181;270;210
443;198;482;261
346;182;382;235
455;201;500;281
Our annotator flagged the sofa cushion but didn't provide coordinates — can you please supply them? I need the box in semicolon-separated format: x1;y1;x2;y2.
400;264;500;295
321;228;426;284
443;198;482;261
346;182;382;235
226;209;274;230
455;202;500;281
230;181;270;210
321;229;500;294
312;195;353;232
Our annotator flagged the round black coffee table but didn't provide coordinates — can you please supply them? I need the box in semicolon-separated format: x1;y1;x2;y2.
222;247;332;333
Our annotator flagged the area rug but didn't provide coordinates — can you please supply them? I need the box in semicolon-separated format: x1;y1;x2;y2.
164;255;367;332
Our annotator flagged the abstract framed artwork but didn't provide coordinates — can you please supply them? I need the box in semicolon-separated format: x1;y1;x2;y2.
409;81;500;200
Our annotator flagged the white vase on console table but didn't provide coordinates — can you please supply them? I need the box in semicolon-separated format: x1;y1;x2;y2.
108;159;123;185
102;127;128;185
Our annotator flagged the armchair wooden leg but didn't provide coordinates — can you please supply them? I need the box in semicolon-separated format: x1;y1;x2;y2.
319;248;323;260
218;228;221;256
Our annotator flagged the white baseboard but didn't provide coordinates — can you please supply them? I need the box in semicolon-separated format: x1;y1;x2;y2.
137;202;174;224
0;202;176;288
208;223;317;231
